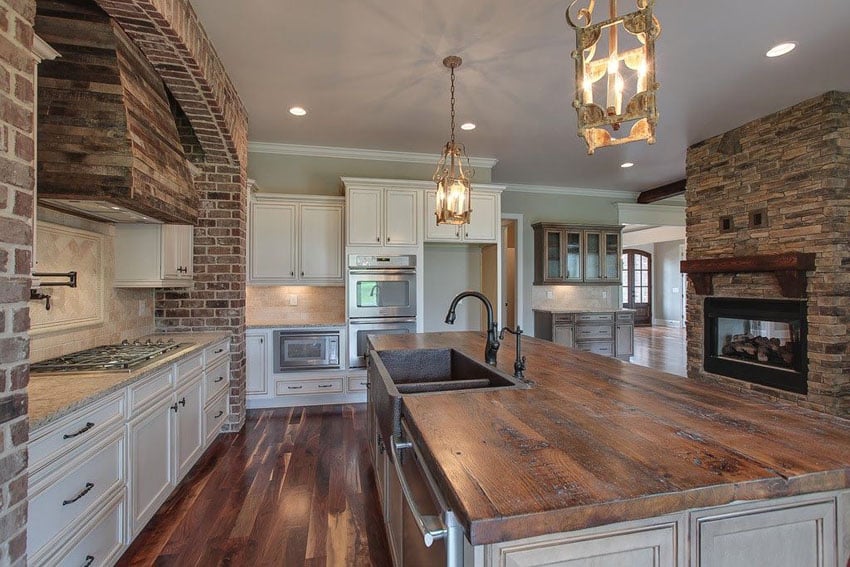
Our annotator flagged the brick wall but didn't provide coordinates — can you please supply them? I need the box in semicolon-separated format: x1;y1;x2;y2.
0;0;34;562
685;91;850;416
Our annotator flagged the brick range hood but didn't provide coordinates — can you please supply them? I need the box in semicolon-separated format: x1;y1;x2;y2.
35;0;198;224
685;91;850;417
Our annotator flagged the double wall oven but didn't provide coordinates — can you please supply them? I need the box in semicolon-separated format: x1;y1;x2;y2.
348;255;417;368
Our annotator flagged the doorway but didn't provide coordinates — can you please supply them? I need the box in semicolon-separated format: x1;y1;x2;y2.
501;215;522;331
622;249;652;326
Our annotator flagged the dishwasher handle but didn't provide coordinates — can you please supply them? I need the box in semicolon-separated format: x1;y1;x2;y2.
391;437;448;547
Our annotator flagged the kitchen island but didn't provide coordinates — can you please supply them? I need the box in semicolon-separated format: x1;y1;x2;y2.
369;331;850;566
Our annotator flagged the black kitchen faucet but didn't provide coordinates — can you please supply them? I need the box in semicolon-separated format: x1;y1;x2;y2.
445;291;500;366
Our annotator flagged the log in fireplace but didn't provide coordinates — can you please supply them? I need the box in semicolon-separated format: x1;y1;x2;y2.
704;297;807;394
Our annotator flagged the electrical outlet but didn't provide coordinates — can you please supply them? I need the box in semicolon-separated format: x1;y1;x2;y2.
138;299;146;316
546;291;554;299
672;287;680;293
289;295;298;306
602;291;608;299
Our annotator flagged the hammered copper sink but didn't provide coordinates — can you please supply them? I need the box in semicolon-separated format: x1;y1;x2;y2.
368;348;529;452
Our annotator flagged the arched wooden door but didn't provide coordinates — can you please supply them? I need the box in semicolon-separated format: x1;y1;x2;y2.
622;250;652;326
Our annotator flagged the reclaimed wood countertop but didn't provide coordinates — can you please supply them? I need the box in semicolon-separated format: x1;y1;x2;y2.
370;331;850;545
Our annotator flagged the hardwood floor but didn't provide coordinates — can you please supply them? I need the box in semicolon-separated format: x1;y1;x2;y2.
118;405;391;567
629;325;687;377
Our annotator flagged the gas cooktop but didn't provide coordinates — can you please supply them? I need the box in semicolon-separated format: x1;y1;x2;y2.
30;339;190;374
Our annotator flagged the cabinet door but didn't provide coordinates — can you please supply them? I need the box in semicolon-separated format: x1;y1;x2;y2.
603;231;621;282
385;453;404;566
128;400;174;537
424;190;462;241
615;323;634;357
246;332;268;395
564;231;583;281
553;325;575;348
175;378;204;480
161;225;193;280
299;204;343;280
384;189;418;246
464;192;498;242
348;188;383;246
249;202;297;282
584;231;603;281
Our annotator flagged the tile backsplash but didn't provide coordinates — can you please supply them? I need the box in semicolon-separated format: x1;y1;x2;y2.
532;285;621;311
29;208;155;362
247;286;345;326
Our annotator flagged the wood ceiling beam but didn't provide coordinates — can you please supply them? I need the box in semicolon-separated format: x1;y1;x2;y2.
637;179;687;204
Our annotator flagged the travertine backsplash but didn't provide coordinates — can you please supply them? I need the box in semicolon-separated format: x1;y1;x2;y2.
29;209;155;362
532;285;621;311
246;286;345;326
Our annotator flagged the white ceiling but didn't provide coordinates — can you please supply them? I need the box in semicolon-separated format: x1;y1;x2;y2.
191;0;850;192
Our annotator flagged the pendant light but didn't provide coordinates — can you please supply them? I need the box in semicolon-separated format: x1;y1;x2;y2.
433;56;474;225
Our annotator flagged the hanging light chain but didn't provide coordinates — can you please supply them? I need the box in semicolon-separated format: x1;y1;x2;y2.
449;64;456;147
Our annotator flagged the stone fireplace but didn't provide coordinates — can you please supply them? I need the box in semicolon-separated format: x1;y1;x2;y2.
685;91;850;416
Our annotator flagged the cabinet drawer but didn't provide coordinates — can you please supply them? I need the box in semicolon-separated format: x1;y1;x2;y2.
578;342;614;356
275;378;344;396
128;369;173;417
175;351;204;385
204;392;229;446
576;313;614;323
28;432;125;556
347;376;369;392
205;339;230;365
553;314;575;324
50;489;126;567
617;312;635;322
205;358;230;403
30;393;125;475
576;325;613;340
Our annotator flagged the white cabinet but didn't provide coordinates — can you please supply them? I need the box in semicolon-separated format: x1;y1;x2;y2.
246;331;268;396
174;376;204;480
114;223;194;288
424;189;500;244
249;195;343;285
128;397;173;538
346;186;418;247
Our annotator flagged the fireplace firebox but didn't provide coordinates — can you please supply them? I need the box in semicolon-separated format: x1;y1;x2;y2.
704;297;807;394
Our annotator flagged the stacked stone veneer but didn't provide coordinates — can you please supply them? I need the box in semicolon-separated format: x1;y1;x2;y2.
0;0;34;562
685;91;850;416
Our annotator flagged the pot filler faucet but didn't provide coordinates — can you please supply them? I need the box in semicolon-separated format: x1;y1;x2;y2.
445;291;500;366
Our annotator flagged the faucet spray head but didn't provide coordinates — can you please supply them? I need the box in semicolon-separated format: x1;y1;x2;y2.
445;310;456;324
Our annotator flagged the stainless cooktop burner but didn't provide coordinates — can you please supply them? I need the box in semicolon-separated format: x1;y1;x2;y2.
30;339;189;374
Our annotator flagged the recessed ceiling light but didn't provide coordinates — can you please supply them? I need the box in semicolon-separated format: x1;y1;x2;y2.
110;206;122;210
460;122;476;131
766;42;796;58
621;162;634;168
289;106;307;116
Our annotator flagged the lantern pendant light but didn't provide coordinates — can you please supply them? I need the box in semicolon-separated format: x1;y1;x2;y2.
433;55;474;225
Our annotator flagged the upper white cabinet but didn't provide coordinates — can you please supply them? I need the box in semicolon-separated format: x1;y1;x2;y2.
424;189;501;244
115;224;194;288
249;194;344;285
346;185;418;247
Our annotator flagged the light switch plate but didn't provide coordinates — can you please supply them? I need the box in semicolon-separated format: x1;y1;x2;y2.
288;295;298;306
672;287;680;293
546;291;554;299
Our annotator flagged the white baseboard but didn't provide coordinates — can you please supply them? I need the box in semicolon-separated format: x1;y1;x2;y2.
653;318;682;328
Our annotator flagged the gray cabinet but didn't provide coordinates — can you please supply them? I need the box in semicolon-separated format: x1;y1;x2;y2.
533;223;623;285
534;310;634;360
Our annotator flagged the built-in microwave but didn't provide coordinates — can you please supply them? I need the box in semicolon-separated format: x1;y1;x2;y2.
273;330;340;372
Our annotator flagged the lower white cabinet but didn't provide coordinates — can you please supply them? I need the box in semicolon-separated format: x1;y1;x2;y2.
174;376;205;481
246;331;268;395
128;396;174;537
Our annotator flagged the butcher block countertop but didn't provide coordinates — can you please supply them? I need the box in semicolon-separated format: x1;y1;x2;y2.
29;332;230;429
370;331;850;545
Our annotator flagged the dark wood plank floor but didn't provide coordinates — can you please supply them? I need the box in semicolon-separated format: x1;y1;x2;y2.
630;325;687;377
118;405;391;567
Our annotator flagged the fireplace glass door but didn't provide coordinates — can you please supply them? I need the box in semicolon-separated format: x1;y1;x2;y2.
704;297;807;394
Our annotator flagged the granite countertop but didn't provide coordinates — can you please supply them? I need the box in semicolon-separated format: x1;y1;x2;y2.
247;322;345;330
29;331;230;430
371;331;850;545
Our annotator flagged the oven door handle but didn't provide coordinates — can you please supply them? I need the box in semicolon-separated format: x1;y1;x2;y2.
348;269;415;276
348;318;417;325
391;436;448;547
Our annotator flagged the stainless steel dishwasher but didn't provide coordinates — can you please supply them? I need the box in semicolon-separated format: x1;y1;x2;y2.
391;420;464;566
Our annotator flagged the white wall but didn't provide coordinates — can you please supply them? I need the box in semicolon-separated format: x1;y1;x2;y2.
422;245;483;332
625;240;685;325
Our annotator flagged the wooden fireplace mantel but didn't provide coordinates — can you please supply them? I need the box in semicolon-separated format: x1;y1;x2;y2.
680;252;816;298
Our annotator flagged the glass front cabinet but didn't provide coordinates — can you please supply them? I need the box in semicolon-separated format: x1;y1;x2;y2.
533;223;623;285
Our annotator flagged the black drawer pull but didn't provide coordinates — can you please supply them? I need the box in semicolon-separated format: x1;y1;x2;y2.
214;410;224;419
83;555;95;567
288;385;303;390
171;403;179;412
179;397;186;407
214;348;225;354
63;482;94;506
63;422;95;439
214;376;224;383
318;384;334;389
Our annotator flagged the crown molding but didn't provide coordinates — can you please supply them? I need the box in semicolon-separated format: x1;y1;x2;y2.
340;177;505;193
248;141;499;169
504;183;637;201
33;34;61;62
